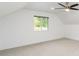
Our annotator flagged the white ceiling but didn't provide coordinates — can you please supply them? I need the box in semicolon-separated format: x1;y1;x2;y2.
0;2;79;24
25;2;79;24
0;2;27;17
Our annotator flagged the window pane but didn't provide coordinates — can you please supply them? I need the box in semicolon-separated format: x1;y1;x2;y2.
34;16;48;31
42;18;48;31
34;17;41;31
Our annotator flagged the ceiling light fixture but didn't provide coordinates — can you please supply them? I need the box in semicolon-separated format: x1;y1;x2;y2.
51;2;79;12
65;8;70;12
51;8;55;10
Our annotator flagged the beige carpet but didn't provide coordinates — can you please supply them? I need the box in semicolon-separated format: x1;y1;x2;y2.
0;38;79;56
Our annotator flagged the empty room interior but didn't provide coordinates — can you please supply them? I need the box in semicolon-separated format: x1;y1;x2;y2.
0;2;79;56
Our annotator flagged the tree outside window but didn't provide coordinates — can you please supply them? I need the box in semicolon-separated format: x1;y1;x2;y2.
34;16;48;31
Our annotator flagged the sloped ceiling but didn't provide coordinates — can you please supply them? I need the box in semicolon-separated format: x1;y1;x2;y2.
0;2;27;17
24;2;79;24
0;2;79;24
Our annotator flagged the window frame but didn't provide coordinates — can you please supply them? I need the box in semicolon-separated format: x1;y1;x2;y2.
34;15;49;31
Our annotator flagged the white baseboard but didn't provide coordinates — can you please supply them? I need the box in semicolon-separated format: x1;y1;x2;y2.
64;37;79;41
0;37;64;51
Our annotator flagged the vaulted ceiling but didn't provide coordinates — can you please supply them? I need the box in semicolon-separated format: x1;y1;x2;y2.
0;2;79;24
0;2;27;17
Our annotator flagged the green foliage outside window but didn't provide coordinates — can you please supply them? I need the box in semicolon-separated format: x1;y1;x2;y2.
34;16;48;31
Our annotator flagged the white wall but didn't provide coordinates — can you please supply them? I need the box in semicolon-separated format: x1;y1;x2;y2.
0;9;63;50
65;25;79;40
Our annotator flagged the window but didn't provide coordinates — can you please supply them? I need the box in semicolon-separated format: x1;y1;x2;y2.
34;16;49;31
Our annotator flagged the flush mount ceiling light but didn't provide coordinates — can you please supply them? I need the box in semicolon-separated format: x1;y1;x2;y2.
51;2;79;12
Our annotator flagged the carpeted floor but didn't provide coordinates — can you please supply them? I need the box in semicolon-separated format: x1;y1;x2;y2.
0;38;79;56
